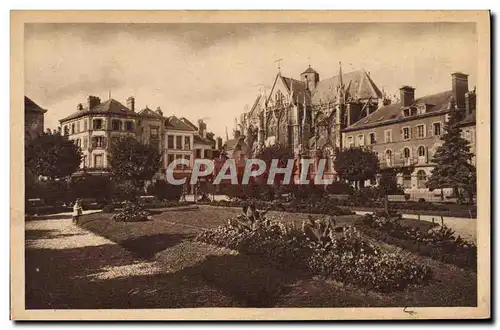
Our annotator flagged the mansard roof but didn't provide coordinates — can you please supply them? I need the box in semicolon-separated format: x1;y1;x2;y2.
165;115;197;132
194;134;214;146
60;99;137;122
311;70;383;105
138;106;163;118
179;117;199;130
346;90;454;131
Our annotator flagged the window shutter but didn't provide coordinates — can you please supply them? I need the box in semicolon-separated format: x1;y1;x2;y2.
426;146;429;163
428;125;433;137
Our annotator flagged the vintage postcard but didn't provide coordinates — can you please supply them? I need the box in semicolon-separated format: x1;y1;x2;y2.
11;10;490;320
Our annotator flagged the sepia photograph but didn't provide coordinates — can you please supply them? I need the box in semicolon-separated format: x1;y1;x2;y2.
11;10;490;320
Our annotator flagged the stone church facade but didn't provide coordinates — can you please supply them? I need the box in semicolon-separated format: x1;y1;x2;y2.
238;64;389;176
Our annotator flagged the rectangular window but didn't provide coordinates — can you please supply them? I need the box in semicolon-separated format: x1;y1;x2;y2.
150;127;159;138
167;135;174;149
196;149;202;158
81;155;87;168
369;133;376;144
176;136;182;149
184;136;191;149
416;124;425;138
83;120;88;131
357;135;364;146
168;154;175;165
94;154;104;168
402;127;410;140
77;121;81;133
125;121;134;132
93;119;103;130
347;136;353;148
112;119;121;131
384;130;392;143
83;137;88;150
433;122;441;136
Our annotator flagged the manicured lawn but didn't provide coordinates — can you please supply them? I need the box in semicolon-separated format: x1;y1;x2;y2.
76;206;477;308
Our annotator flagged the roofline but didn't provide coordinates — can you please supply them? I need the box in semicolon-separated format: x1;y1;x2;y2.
59;111;140;123
342;109;451;133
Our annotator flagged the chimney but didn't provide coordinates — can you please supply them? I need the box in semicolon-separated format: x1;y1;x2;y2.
451;72;469;110
399;86;415;107
77;103;83;111
198;119;207;138
126;96;135;112
86;96;101;110
216;137;223;150
156;106;163;116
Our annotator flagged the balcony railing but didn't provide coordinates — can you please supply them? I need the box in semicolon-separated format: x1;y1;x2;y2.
379;157;423;169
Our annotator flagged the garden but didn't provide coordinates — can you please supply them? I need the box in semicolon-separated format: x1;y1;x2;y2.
74;197;477;307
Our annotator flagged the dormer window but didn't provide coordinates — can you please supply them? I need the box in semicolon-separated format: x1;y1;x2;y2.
416;103;427;115
402;108;410;117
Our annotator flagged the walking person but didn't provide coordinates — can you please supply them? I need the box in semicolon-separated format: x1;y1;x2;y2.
72;199;83;224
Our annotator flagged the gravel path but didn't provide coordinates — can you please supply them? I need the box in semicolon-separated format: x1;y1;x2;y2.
24;211;242;309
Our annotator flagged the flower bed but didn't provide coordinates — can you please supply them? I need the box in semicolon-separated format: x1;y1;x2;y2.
357;212;477;270
201;199;355;217
112;203;150;222
196;208;432;292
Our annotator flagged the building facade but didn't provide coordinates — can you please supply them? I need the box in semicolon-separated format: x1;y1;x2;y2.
59;96;141;175
238;64;389;177
342;73;477;198
25;96;47;140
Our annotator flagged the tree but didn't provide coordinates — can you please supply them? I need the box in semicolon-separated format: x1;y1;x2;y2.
25;129;82;180
427;107;476;204
108;136;162;189
255;144;294;184
333;147;380;189
70;174;114;202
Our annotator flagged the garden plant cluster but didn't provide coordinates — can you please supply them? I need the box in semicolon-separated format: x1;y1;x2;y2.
196;205;433;293
358;211;477;270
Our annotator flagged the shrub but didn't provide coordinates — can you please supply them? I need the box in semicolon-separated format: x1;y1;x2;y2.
325;181;353;195
197;212;432;292
358;212;477;269
112;180;142;202
102;204;116;213
112;203;149;222
70;175;114;202
147;180;182;201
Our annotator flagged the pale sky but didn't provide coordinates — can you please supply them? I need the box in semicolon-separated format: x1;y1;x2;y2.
25;23;477;138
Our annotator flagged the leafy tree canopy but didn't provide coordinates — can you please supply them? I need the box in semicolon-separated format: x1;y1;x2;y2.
25;129;82;180
333;147;380;188
108;136;162;187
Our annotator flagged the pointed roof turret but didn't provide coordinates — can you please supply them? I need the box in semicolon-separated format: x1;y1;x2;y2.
301;65;318;75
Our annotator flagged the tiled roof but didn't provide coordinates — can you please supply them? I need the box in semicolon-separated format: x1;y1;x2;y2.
138;107;163;118
311;70;383;104
194;134;214;146
281;76;310;104
165;115;197;132
224;136;245;150
180;117;199;130
25;96;47;113
60;99;137;122
301;65;318;75
347;90;454;131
